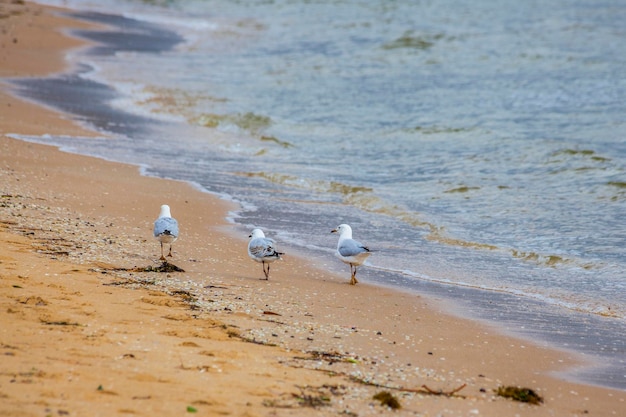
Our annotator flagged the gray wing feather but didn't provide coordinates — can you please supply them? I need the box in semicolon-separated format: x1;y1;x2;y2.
338;239;369;257
154;217;179;237
249;237;281;259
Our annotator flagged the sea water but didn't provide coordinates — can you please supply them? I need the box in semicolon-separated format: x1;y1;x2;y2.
13;0;626;389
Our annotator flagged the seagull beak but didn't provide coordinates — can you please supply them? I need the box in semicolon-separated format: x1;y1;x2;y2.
331;229;337;234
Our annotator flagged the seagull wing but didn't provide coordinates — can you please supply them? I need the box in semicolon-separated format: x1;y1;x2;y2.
338;239;370;257
154;217;179;238
249;237;282;260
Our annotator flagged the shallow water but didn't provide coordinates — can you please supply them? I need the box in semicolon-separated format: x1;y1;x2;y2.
13;0;626;389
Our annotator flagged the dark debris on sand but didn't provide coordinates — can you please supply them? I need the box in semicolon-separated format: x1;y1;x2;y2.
496;386;543;405
139;261;185;273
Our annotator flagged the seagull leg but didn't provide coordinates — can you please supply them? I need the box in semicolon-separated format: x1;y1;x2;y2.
160;242;166;261
262;261;270;280
350;265;359;285
167;244;173;258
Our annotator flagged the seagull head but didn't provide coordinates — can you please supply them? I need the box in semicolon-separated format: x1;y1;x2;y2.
159;204;172;218
331;224;352;239
249;228;266;239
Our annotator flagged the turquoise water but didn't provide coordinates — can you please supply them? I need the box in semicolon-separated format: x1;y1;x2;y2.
17;0;626;388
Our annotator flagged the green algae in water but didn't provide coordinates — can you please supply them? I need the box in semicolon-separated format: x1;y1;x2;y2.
559;149;596;156
409;125;473;135
261;135;294;148
382;30;444;50
591;155;611;162
444;186;480;193
511;250;570;268
194;113;223;128
194;112;271;133
328;181;373;195
234;112;271;132
239;171;298;186
552;149;611;162
238;172;372;196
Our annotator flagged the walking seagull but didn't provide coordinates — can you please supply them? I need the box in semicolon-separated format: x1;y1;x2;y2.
153;204;179;261
331;224;371;285
248;228;283;280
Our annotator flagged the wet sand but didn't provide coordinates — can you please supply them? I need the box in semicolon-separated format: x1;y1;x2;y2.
1;1;624;416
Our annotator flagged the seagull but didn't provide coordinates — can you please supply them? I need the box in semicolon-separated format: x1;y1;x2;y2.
248;228;284;280
153;204;179;261
331;224;371;285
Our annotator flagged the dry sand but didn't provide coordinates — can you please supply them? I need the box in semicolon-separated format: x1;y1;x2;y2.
1;1;624;416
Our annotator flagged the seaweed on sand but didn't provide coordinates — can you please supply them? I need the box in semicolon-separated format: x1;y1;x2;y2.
373;391;401;409
263;385;344;409
139;261;185;273
100;261;185;274
293;385;332;408
495;386;543;405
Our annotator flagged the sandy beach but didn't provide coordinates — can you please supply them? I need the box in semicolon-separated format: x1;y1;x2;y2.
1;1;625;416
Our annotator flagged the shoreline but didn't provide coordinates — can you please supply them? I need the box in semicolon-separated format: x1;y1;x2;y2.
363;266;626;391
13;5;624;388
1;1;624;415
